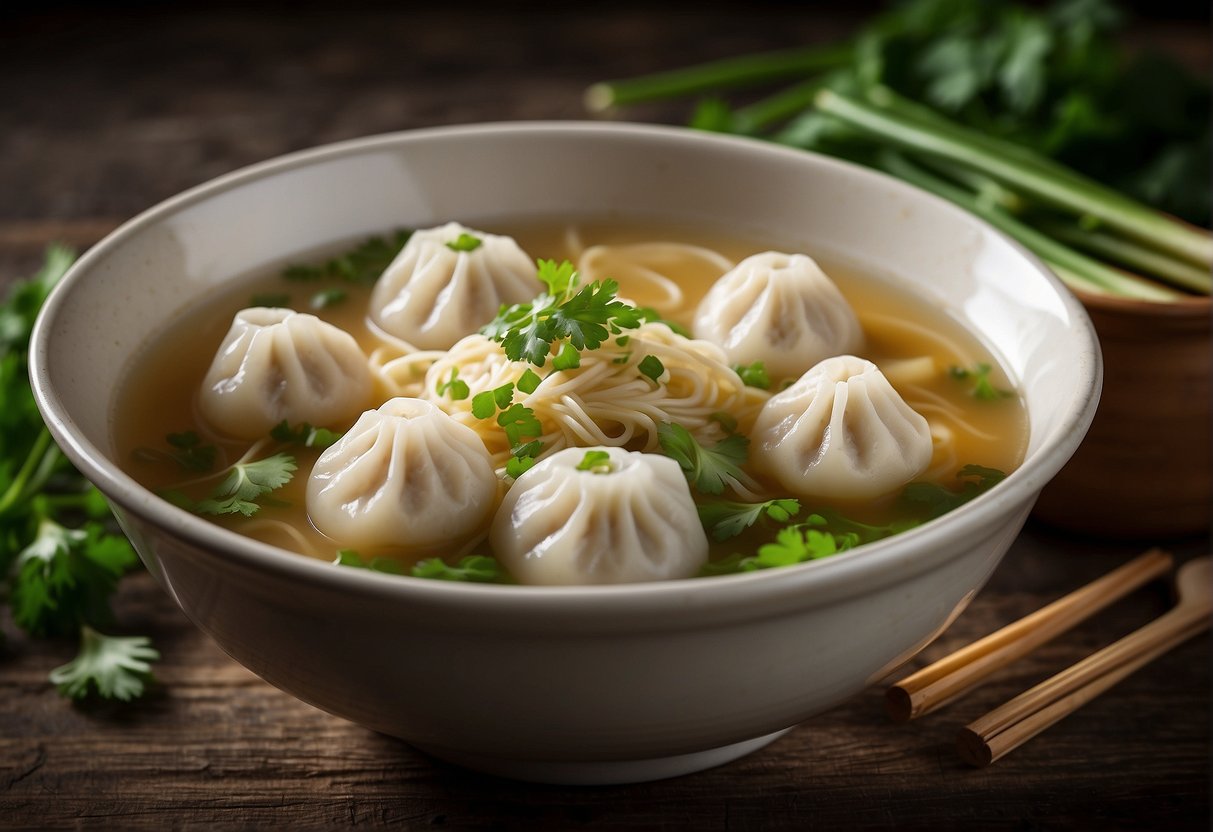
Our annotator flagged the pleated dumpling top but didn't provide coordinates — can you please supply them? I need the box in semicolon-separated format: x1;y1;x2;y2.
751;355;932;500
198;307;373;440
369;222;541;350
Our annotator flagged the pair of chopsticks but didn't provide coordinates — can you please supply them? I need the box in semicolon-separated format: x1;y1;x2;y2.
886;549;1212;767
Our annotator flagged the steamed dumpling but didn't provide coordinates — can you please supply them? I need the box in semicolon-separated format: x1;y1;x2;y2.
306;398;497;553
692;251;862;383
751;355;932;500
369;222;541;349
198;307;373;440
490;447;708;586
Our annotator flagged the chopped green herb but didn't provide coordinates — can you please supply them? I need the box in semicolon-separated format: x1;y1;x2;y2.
697;497;801;542
251;292;291;308
615;335;631;347
517;368;542;394
310;288;348;309
334;549;404;575
282;230;412;284
471;390;497;419
733;361;771;390
552;341;582;371
576;450;614;473
165;431;217;472
656;422;749;496
435;367;470;401
949;363;1013;401
190;454;297;517
497;403;543;448
48;625;159;702
445;233;483;253
412;555;507;583
481;259;649;368
505;455;537;479
638;354;666;382
493;383;516;409
708;411;739;433
270;421;342;450
902;464;1007;518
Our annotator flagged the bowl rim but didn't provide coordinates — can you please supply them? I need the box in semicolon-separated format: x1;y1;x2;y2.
29;120;1103;617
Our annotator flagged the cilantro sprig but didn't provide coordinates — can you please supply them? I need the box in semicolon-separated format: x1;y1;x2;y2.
1;247;161;702
412;555;507;583
481;259;652;368
697;497;801;542
188;454;298;517
656;422;750;496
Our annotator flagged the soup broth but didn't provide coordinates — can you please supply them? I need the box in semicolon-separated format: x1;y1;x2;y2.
114;219;1028;574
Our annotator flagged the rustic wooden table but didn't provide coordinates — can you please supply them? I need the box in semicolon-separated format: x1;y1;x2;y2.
2;6;1209;830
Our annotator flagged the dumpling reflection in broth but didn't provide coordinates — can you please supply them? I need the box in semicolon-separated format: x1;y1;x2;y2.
307;398;498;554
693;251;862;384
752;355;932;500
370;222;541;350
198;307;373;440
490;446;708;586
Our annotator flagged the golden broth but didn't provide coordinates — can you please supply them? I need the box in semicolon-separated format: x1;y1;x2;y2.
114;220;1028;569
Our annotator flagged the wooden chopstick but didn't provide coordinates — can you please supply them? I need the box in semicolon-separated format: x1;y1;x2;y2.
957;567;1212;767
886;549;1173;722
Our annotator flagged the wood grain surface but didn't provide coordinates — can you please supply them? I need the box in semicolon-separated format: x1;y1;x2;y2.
1;5;1209;830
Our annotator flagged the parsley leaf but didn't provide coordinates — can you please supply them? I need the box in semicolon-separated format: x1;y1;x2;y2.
733;361;771;390
412;555;507;583
191;454;297;517
516;368;542;394
49;625;159;701
697;498;801;542
435;367;471;401
552;341;581;370
656;422;749;496
505;455;537;479
445;232;483;253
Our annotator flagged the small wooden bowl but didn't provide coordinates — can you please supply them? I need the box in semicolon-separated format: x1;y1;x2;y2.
1034;292;1211;538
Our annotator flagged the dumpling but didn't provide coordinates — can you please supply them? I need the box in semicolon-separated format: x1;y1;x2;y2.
306;398;497;553
751;355;932;500
369;222;541;349
490;446;708;586
198;307;373;440
692;251;862;383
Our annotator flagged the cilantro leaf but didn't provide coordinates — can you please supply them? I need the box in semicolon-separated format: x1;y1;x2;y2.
576;450;614;473
269;421;341;450
482;261;647;368
949;363;1013;401
733;361;771;390
49;625;158;701
656;422;749;496
334;549;403;574
445;233;483;253
192;454;297;517
435;367;470;401
516;368;542;394
505;455;537;479
11;518;138;637
902;464;1007;518
697;498;801;542
282;230;412;284
497;404;543;448
552;341;581;371
638;354;665;382
309;288;347;309
412;555;507;583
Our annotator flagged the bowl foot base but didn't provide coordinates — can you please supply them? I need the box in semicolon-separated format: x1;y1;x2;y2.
413;726;794;785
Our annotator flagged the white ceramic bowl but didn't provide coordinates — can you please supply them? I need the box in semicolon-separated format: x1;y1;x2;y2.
30;123;1100;785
